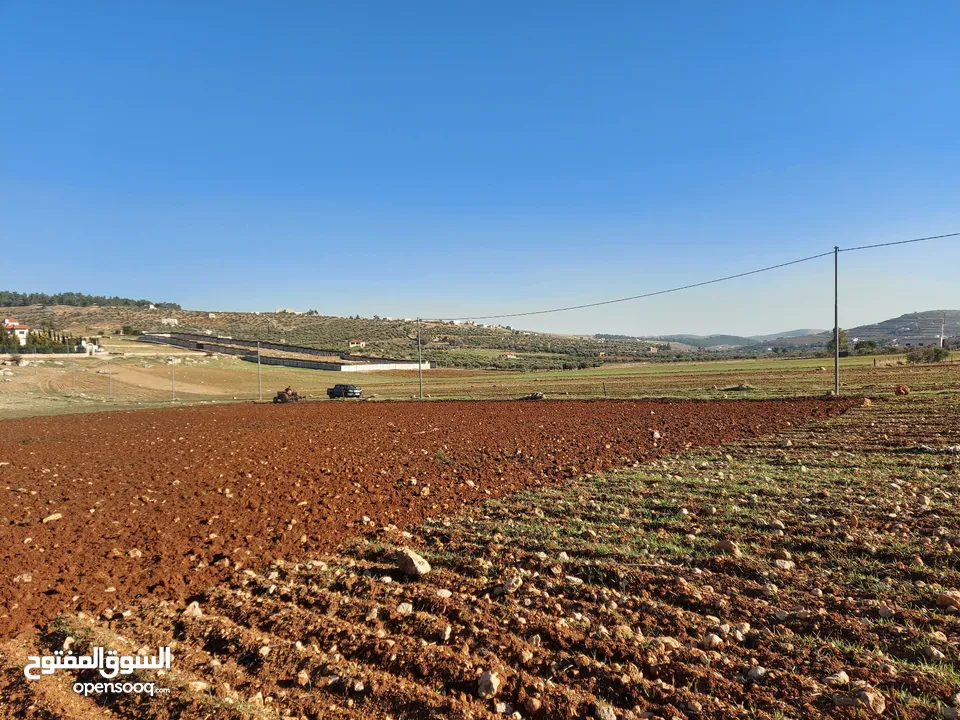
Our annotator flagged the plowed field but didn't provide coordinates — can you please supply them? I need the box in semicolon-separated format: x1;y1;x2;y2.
0;399;853;641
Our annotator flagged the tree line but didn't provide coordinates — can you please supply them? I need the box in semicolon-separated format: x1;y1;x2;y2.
0;290;180;310
1;326;84;354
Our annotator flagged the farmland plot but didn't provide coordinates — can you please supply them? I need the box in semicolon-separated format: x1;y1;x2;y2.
7;396;960;717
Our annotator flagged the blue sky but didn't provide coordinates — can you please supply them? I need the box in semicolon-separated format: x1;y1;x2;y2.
1;2;958;336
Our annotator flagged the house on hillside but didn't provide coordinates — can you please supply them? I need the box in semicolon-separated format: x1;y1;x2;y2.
3;318;29;346
499;353;519;360
161;318;179;327
349;339;366;349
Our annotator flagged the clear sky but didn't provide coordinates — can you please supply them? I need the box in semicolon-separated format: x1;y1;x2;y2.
1;2;959;336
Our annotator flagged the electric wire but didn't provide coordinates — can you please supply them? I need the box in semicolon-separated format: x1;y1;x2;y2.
838;232;960;254
432;231;958;322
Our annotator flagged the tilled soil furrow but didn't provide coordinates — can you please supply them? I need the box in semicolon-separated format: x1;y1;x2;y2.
0;398;854;639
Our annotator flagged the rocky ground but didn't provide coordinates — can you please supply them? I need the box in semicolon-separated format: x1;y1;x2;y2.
1;395;958;717
0;398;850;641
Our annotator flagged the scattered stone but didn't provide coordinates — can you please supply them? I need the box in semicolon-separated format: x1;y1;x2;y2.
396;548;432;577
42;513;63;524
924;645;946;662
187;681;209;693
594;703;618;720
824;670;850;687
182;601;203;619
701;633;723;650
856;689;886;715
773;559;796;571
503;574;523;594
478;670;501;700
715;539;742;557
525;697;542;713
396;602;414;616
937;591;960;610
436;589;452;599
878;605;895;619
297;670;310;687
746;666;767;682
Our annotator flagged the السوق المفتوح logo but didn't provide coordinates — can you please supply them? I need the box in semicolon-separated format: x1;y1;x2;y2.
24;645;171;680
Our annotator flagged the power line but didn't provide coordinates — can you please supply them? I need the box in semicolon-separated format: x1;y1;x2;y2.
434;230;958;322
440;251;834;321
839;231;960;253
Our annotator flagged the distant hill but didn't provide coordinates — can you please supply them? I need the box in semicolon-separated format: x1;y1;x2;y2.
750;329;826;342
846;310;960;342
1;305;618;370
752;311;960;348
0;290;180;310
653;334;758;348
8;295;955;365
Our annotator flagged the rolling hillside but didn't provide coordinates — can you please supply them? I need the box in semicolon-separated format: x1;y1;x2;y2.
1;305;618;370
6;301;955;367
847;310;960;342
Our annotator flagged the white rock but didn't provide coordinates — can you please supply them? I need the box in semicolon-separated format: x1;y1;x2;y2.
595;703;618;720
182;601;203;619
396;548;432;577
478;670;501;699
824;670;850;687
503;574;523;594
701;633;723;650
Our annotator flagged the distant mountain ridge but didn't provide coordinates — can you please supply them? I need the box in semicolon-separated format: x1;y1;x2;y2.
3;293;956;355
652;334;758;348
846;310;960;342
749;329;826;342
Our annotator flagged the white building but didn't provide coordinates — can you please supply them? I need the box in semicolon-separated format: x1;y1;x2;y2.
3;318;29;346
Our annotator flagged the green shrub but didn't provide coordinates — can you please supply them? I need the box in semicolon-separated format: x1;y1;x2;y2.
905;346;950;364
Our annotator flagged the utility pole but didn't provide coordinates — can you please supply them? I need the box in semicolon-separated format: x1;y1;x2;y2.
257;341;263;401
171;364;176;402
834;246;840;396
72;360;76;391
417;318;424;400
107;372;112;401
941;313;946;349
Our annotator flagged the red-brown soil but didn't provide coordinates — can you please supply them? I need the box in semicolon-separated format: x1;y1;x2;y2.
0;398;854;641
